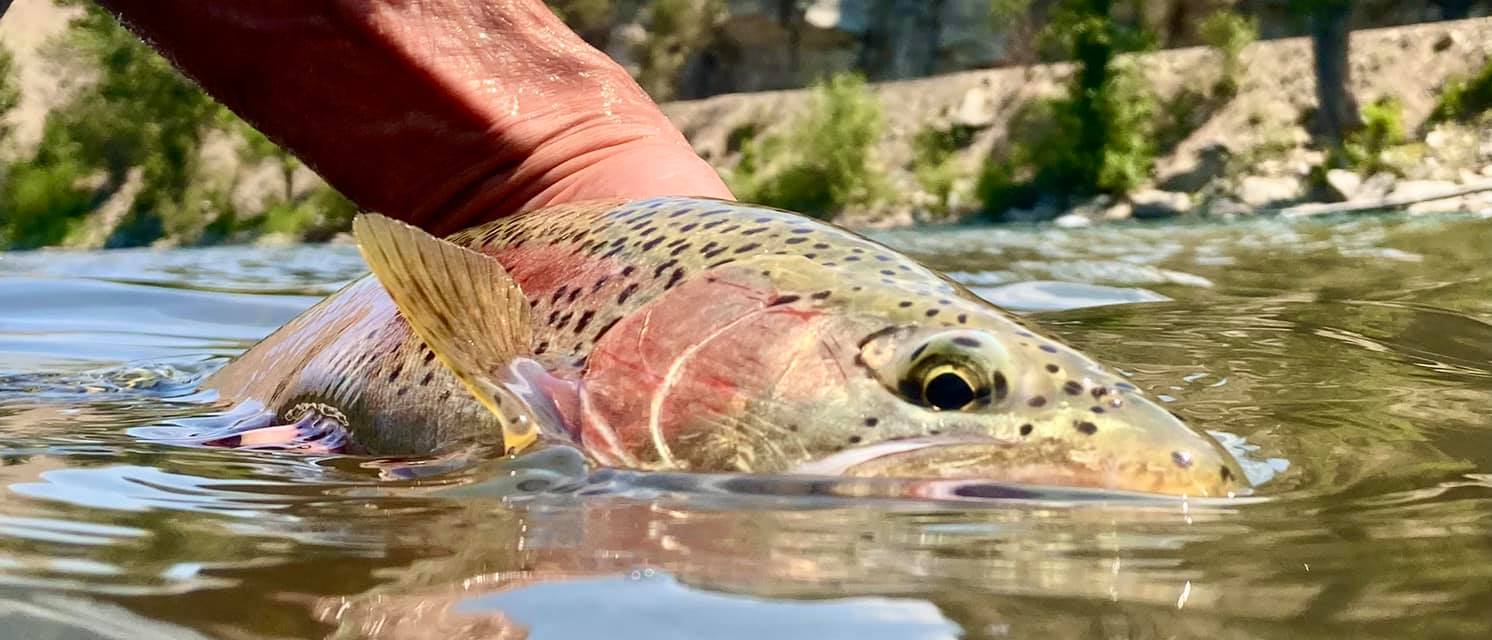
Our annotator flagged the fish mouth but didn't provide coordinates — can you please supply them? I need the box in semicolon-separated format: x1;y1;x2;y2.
790;436;1241;497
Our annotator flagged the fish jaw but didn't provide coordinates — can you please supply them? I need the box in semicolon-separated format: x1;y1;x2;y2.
793;433;1245;497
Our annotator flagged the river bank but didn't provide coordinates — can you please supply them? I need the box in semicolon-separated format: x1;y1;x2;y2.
664;18;1492;228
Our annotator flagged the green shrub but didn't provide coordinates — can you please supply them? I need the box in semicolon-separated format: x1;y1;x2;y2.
1328;97;1405;175
729;73;889;218
1430;59;1492;123
1198;10;1258;96
978;62;1156;215
634;0;722;100
909;125;974;216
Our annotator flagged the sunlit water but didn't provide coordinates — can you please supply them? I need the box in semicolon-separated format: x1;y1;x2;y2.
2;212;1491;639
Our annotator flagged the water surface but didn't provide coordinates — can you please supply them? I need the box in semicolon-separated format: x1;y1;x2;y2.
1;212;1491;638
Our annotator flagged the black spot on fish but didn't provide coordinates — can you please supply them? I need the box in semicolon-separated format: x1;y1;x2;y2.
535;341;549;354
670;243;692;256
1045;364;1059;373
910;343;928;360
641;236;663;251
1090;406;1105;414
1064;381;1083;395
898;301;913;308
1221;466;1234;482
742;226;768;235
848;435;863;444
653;259;678;278
574;310;595;333
622;266;637;277
811;290;831;300
952;336;980;348
812;242;830;250
864;417;879;427
1028;396;1046;407
567;288;582;303
680;222;699;232
592;276;610;293
1019;424;1033;436
785;237;807;245
424;351;437;364
1091;386;1109;399
956;314;968;324
666;268;686;289
733;242;761;254
387;364;403;383
702;219;726;230
790;227;812;234
880;270;895;276
1076;421;1098;435
707;259;734;269
925;309;940;318
618;283;639;304
420;372;435;386
769;294;801;306
1040;344;1059;354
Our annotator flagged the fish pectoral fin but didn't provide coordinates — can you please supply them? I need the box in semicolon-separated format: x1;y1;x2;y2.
352;213;540;454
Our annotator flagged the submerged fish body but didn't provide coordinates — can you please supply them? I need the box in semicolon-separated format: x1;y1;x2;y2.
207;197;1247;496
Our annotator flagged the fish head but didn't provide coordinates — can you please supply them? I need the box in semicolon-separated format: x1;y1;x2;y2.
580;254;1248;498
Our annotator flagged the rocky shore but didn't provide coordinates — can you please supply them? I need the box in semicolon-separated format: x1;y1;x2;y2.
663;18;1492;227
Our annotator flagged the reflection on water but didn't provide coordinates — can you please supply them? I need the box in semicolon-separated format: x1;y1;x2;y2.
1;212;1491;638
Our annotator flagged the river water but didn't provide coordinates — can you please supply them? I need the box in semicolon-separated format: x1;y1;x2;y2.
1;211;1490;639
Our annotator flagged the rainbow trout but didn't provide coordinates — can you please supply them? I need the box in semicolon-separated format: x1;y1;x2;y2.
207;197;1247;496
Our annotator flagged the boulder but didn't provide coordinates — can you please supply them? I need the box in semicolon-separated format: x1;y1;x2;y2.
1357;172;1398;201
1324;169;1363;201
1053;213;1092;228
1129;189;1193;218
1236;175;1302;208
1205;197;1252;218
951;82;996;129
1388;179;1459;202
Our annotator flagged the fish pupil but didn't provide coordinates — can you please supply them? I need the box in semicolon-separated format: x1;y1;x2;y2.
923;372;976;411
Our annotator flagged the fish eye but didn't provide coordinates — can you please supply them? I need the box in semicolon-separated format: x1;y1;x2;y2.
920;363;979;410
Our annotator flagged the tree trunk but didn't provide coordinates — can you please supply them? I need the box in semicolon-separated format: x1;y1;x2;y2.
1071;0;1114;190
1309;1;1361;144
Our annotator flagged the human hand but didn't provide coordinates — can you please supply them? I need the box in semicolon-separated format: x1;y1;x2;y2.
95;0;734;235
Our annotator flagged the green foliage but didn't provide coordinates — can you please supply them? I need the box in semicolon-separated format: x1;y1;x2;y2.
910;125;974;216
0;3;357;249
0;48;19;143
1328;97;1406;175
1198;10;1258;96
988;0;1033;26
728;74;888;218
635;0;722;100
1430;59;1492;123
546;0;613;31
978;0;1158;217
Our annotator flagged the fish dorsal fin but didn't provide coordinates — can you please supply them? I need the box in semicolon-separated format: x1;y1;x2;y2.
352;213;539;454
